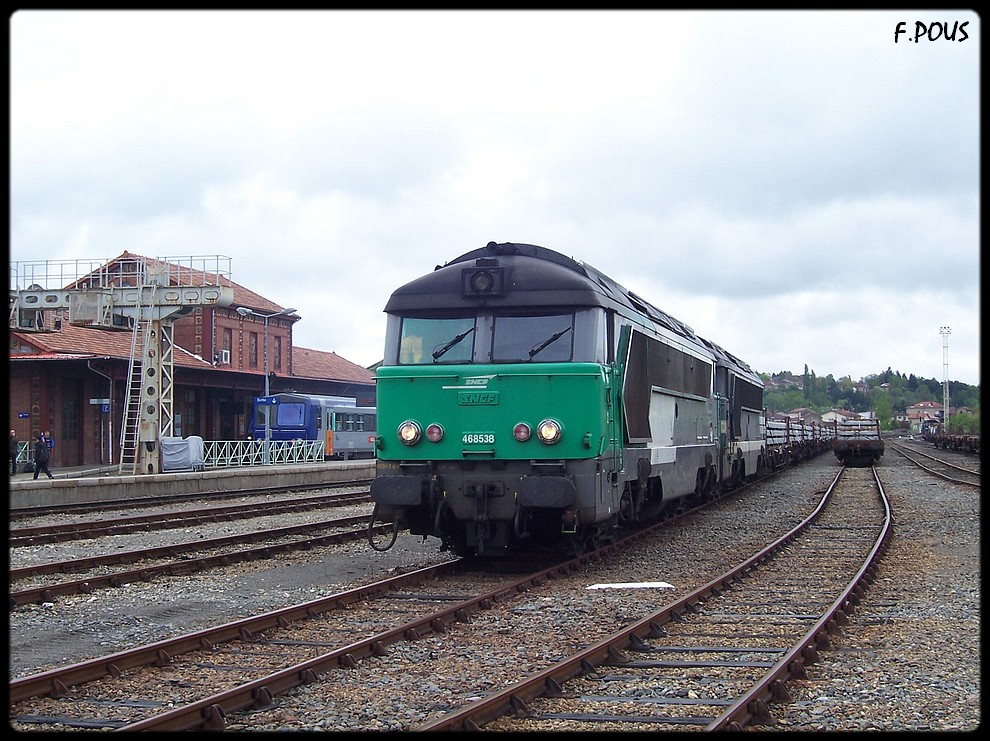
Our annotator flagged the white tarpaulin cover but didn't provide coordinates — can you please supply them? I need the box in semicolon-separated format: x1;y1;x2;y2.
160;436;205;472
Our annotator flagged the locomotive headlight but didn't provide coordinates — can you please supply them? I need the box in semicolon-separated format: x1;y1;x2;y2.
470;270;495;293
536;418;562;445
513;422;532;442
462;266;505;297
425;423;444;443
397;420;422;446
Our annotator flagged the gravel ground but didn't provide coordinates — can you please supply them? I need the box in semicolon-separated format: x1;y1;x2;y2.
7;449;980;731
765;449;980;731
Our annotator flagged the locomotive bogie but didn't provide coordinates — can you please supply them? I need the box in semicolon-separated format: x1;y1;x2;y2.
372;456;612;554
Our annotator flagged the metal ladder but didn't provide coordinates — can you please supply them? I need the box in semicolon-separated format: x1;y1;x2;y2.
119;284;156;474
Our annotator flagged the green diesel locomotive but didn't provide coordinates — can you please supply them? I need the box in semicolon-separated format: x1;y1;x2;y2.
369;241;766;556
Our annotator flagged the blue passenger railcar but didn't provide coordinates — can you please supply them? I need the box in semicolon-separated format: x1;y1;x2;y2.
248;392;377;460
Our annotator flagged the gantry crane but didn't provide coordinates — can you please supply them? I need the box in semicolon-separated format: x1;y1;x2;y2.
9;255;234;474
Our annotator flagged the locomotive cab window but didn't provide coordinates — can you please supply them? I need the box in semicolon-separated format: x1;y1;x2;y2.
491;313;574;362
392;309;602;365
275;402;306;428
252;406;269;430
399;317;476;364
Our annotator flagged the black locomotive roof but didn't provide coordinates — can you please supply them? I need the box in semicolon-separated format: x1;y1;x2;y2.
383;241;612;313
385;241;654;316
384;241;757;377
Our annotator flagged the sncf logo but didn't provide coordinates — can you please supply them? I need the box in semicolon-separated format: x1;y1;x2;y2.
458;391;499;406
463;375;495;387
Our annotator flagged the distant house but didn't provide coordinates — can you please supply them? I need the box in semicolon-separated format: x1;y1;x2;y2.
906;401;943;431
821;409;859;425
786;407;822;424
765;374;802;391
907;401;942;425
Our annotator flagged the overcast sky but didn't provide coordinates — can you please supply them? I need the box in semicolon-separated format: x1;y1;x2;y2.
9;10;980;387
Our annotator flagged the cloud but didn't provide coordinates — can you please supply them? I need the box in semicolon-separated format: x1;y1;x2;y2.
8;10;981;386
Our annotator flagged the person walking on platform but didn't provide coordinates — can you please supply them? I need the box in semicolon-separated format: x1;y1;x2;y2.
33;434;54;480
9;429;19;475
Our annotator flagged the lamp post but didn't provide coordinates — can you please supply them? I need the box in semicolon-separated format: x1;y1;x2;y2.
237;306;297;464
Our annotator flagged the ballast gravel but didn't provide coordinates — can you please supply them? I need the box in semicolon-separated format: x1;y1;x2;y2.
7;446;980;731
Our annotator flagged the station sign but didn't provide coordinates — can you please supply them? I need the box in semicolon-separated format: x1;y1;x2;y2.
255;396;280;406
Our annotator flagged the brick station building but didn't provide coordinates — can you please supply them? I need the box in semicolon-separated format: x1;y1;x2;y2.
8;252;376;470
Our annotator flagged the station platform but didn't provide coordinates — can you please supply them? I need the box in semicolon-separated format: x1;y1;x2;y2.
7;460;376;511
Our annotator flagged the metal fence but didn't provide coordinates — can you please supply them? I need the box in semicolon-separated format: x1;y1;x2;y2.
11;439;330;471
203;439;327;468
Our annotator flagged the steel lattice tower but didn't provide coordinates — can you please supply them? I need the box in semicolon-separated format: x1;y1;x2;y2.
939;326;951;429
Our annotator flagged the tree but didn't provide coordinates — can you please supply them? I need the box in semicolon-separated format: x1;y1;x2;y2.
948;407;980;435
873;392;893;430
759;366;979;422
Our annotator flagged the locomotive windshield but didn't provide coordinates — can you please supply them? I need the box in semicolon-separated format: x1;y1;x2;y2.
275;402;307;427
492;314;572;362
397;313;576;365
400;317;475;364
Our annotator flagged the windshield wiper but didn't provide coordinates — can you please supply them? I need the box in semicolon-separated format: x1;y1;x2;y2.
432;327;476;361
528;327;572;359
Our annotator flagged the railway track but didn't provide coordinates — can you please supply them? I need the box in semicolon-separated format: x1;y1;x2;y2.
8;489;370;547
420;465;890;731
887;442;980;489
7;557;542;730
7;458;779;610
8;459;849;732
9;515;385;609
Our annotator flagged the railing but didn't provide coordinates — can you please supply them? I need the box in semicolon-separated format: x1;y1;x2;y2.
202;439;327;468
11;440;330;474
10;255;233;291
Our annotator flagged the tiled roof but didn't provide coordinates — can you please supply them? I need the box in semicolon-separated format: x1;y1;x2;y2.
10;324;375;383
10;252;373;384
10;324;212;367
291;346;375;384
